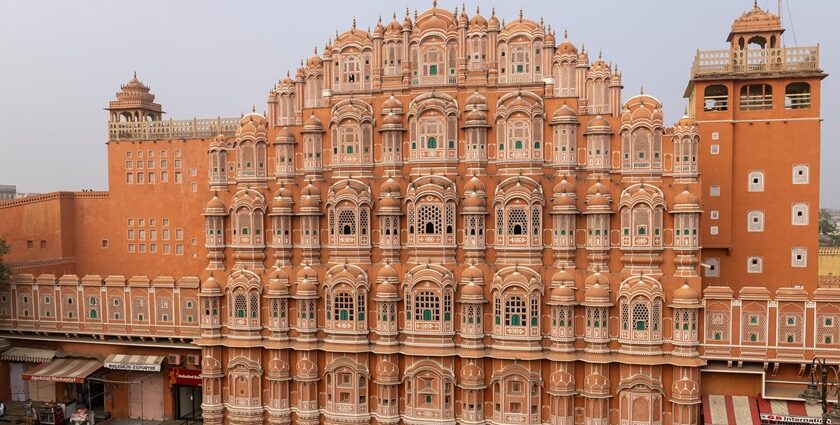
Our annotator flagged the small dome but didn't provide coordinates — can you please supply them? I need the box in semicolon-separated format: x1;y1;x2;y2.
297;278;316;295
469;11;487;28
271;196;292;210
302;114;324;132
586;115;611;131
553;177;575;195
552;104;578;123
588;194;610;207
460;362;485;387
556;39;577;56
385;17;403;35
462;265;483;282
551;285;575;301
462;282;483;296
205;196;225;212
464;175;486;193
382;95;403;110
466;108;487;122
585;272;609;287
674;190;700;207
586;181;609;196
672;283;700;304
383;113;402;126
306;53;322;67
487;11;499;30
274;126;295;143
201;276;221;292
378;196;400;208
553;193;576;208
552;269;575;285
466;90;487;108
211;133;228;147
464;192;486;208
380;177;401;195
377;281;398;297
378;263;398;280
585;282;610;302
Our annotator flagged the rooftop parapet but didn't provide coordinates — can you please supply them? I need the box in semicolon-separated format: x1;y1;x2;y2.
691;45;820;79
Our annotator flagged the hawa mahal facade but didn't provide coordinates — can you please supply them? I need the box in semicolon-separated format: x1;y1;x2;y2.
0;3;827;425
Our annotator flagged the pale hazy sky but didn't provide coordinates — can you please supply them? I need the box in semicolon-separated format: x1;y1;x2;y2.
0;1;837;205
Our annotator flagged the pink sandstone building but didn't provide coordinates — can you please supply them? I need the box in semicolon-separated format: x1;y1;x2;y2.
0;3;828;425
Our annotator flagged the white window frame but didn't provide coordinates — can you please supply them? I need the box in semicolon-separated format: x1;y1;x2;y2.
748;171;765;192
747;256;763;274
791;247;807;268
792;164;809;184
747;210;765;232
705;258;721;277
792;203;809;226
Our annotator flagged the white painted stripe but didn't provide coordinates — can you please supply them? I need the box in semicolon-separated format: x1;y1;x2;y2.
770;399;790;415
708;395;729;424
732;396;754;425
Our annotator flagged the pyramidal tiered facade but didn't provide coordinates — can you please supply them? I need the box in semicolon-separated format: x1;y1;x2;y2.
0;3;826;425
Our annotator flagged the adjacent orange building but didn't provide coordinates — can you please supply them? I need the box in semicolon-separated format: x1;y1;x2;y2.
0;4;827;425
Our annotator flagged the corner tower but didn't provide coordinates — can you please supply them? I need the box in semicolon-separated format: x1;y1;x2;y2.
107;73;164;123
686;3;825;291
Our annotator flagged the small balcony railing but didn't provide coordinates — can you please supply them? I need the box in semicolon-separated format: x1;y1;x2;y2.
691;46;820;77
108;117;239;141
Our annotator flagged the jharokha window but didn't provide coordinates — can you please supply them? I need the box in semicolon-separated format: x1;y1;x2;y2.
405;176;457;248
329;99;374;169
619;185;665;249
231;189;266;247
325;362;368;415
402;265;455;337
407;92;458;162
495;91;544;164
323;264;369;337
494;176;544;252
492;369;541;424
226;270;262;331
492;268;543;343
326;179;372;255
404;364;455;421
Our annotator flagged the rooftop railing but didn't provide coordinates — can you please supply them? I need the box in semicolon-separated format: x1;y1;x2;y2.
692;45;820;77
108;117;240;141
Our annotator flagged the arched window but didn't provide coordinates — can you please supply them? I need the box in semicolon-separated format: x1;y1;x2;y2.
704;85;729;111
785;82;811;109
740;84;773;111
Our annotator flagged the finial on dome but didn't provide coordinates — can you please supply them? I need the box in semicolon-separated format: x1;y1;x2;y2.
133;71;137;79
314;45;318;54
378;15;382;24
286;70;290;77
640;85;644;95
581;43;585;52
684;106;689;116
564;28;568;39
393;11;396;19
754;0;758;7
414;9;418;20
352;17;356;30
252;105;256;113
476;5;480;14
491;6;495;16
614;63;618;72
406;7;409;17
432;0;437;7
540;16;544;27
519;7;523;21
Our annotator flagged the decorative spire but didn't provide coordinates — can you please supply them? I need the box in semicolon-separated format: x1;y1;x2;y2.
414;9;418;20
540;16;544;28
519;7;523;21
564;28;568;39
393;11;396;19
314;46;318;54
352;17;356;30
252;105;256;113
133;71;137;79
598;50;602;60
378;15;382;24
432;0;437;7
640;85;645;95
491;6;495;16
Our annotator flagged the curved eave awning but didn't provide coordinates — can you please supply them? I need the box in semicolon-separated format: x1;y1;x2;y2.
104;354;165;372
0;347;56;363
23;358;102;384
702;395;760;425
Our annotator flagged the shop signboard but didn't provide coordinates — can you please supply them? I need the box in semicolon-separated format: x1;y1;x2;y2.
168;368;201;386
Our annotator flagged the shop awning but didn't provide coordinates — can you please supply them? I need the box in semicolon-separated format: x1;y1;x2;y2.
703;395;760;425
103;353;165;372
22;358;102;384
0;347;56;363
758;397;826;425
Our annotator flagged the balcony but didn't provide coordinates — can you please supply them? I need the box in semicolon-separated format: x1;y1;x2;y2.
691;46;820;78
108;117;239;141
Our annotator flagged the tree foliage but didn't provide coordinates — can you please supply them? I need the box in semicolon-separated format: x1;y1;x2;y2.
0;239;10;283
819;209;840;247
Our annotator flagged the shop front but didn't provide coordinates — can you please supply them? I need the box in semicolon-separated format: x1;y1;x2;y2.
168;368;202;420
101;354;165;421
757;397;828;425
22;357;103;422
0;346;56;401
